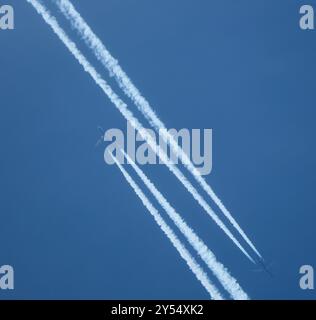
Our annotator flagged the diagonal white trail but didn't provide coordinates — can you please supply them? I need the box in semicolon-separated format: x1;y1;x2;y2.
109;153;223;300
122;149;249;300
53;0;262;259
26;0;254;263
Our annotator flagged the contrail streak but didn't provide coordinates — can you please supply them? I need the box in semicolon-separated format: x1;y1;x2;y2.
109;153;223;300
53;0;262;259
26;0;254;262
122;149;249;300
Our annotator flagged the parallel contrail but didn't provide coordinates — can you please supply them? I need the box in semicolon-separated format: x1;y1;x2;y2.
109;153;223;300
26;0;254;262
122;149;249;300
53;0;262;259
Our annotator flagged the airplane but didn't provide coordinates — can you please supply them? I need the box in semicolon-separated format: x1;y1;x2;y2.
95;126;105;148
254;259;274;278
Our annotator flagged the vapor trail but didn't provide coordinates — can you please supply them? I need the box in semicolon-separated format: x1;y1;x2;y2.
26;0;254;263
53;0;262;259
109;153;223;300
122;149;249;300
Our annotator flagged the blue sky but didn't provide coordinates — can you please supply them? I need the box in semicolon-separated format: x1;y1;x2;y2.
0;0;316;299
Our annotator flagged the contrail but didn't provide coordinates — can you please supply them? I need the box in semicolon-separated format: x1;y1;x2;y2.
122;149;249;300
53;0;262;260
26;0;254;263
109;153;223;300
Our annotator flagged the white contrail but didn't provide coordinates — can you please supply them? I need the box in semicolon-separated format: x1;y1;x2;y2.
109;153;223;300
122;149;249;300
26;0;254;263
53;0;262;259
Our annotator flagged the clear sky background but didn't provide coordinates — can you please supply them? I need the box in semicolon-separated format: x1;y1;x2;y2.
0;0;316;299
